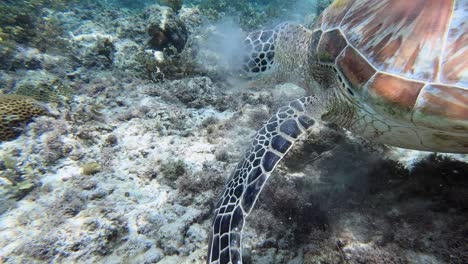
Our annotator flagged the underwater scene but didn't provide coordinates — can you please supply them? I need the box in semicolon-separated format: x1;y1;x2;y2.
0;0;467;263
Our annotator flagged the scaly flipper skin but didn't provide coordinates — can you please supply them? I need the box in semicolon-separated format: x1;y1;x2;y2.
242;28;277;76
207;97;317;264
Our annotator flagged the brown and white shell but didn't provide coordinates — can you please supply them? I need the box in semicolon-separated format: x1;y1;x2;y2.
311;0;467;150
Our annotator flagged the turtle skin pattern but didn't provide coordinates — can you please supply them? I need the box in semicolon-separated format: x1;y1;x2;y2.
242;23;292;76
207;96;317;264
242;29;277;75
208;0;468;262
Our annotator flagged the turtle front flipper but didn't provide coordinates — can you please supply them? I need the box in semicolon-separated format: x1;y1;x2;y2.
207;96;317;264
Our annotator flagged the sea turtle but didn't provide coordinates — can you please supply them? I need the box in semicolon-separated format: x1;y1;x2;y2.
207;0;468;263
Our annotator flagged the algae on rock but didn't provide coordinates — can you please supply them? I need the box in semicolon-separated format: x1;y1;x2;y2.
160;159;186;182
81;162;102;176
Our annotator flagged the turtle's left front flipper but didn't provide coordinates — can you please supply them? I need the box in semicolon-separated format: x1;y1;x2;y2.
207;96;317;264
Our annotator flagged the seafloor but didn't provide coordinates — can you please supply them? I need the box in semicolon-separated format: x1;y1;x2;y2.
0;1;467;263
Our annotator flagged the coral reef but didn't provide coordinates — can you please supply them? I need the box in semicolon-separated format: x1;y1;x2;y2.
186;0;332;30
0;94;48;141
147;8;187;52
0;0;73;52
160;159;187;183
14;76;73;105
0;151;36;203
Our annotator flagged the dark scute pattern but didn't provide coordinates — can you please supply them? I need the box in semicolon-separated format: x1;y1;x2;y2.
248;166;263;183
290;100;304;111
260;31;272;42
279;106;289;113
242;181;260;212
243;28;276;75
230;233;241;247
280;119;301;138
310;30;322;51
234;185;243;198
226;204;235;213
250;31;261;39
248;153;255;162
253;159;261;167
220;249;230;264
212;235;220;261
255;174;268;189
222;196;229;206
216;197;223;208
220;234;229;251
267;51;274;60
298;115;315;129
207;236;213;261
221;215;231;234
271;135;292;153
262;151;280;172
318;29;347;62
256;148;265;157
219;207;225;214
209;97;317;264
231;249;241;263
231;207;244;231
214;215;222;232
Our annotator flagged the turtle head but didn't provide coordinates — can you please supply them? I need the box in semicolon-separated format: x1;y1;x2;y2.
240;28;278;77
241;22;313;87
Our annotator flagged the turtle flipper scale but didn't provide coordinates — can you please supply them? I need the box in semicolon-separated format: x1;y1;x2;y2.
207;96;317;264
